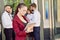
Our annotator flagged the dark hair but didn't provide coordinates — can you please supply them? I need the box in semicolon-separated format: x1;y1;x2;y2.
27;8;31;11
4;5;12;8
27;8;32;13
30;3;36;8
14;3;27;15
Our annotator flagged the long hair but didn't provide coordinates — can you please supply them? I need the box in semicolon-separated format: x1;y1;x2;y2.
14;3;27;16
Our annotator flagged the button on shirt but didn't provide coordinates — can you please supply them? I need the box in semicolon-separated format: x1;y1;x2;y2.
2;11;13;28
30;10;41;27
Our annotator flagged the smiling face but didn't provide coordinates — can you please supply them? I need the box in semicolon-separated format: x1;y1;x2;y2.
5;6;12;13
27;10;30;14
18;6;27;16
30;3;37;11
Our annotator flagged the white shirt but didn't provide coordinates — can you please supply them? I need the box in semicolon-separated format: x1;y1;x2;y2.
30;10;41;27
1;11;13;28
27;14;33;21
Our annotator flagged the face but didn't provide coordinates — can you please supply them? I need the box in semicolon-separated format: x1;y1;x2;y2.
18;6;27;16
30;6;34;11
27;10;30;14
5;6;12;13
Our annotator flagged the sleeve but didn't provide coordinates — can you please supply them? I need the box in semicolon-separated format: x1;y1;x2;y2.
30;11;41;24
33;12;40;23
13;20;26;36
2;15;12;27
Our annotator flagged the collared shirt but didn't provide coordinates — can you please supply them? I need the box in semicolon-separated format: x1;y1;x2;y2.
1;11;13;28
30;10;41;27
26;14;33;21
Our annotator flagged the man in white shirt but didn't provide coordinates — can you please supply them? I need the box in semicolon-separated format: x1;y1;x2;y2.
1;5;15;40
30;3;41;40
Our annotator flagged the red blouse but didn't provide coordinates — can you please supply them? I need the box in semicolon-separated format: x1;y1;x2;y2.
13;15;28;40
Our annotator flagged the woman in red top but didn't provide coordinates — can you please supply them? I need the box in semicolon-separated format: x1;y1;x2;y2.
13;3;29;40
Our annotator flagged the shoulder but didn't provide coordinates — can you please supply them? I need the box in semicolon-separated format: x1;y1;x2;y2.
34;10;40;14
36;10;40;13
2;11;8;16
2;12;8;19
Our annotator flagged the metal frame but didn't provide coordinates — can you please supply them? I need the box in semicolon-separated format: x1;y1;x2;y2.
48;0;55;40
41;0;55;40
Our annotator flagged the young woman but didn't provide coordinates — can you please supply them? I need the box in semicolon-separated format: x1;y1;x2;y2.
13;3;29;40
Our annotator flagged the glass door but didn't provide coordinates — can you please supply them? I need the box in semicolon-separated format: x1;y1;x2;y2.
38;0;51;40
38;0;55;40
53;0;60;40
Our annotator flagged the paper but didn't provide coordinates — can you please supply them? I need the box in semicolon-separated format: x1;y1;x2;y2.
24;23;35;33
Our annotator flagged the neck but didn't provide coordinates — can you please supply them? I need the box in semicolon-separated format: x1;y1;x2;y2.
17;12;27;23
17;12;22;16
